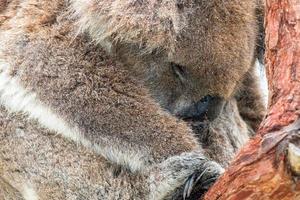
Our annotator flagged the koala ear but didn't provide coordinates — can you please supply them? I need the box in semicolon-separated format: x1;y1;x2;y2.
70;0;186;52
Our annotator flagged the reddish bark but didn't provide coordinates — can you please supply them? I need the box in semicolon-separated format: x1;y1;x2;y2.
203;0;300;199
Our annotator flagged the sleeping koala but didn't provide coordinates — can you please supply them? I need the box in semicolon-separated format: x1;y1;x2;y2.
0;0;265;199
72;0;266;165
72;0;266;131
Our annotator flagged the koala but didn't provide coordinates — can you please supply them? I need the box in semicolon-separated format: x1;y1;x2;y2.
72;0;266;159
0;0;265;199
71;0;266;130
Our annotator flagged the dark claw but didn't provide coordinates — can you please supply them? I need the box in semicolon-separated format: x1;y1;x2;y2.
182;164;222;200
194;168;208;184
183;173;195;200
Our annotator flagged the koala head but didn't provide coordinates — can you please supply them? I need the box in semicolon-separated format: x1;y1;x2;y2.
72;0;259;121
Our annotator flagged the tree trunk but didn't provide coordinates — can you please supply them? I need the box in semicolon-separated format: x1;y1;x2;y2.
203;0;300;199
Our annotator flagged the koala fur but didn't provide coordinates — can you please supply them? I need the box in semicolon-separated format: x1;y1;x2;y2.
71;0;266;131
0;18;218;200
0;0;264;199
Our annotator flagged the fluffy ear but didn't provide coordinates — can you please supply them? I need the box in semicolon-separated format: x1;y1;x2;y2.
70;0;187;52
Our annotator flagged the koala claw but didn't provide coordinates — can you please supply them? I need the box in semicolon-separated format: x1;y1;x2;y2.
183;169;207;199
182;162;223;200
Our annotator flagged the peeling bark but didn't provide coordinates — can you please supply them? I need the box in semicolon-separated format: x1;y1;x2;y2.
203;0;300;199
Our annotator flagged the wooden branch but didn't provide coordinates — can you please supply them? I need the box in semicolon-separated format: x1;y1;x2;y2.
203;0;300;199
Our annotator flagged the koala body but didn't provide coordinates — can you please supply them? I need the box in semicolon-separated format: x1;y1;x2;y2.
0;0;264;199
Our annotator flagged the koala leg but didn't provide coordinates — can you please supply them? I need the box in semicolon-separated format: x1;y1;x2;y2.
236;63;267;132
235;1;266;132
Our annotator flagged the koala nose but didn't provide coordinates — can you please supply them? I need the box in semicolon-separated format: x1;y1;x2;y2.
178;95;225;121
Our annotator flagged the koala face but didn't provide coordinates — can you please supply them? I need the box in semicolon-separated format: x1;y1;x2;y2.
115;23;256;122
73;0;259;121
135;57;230;122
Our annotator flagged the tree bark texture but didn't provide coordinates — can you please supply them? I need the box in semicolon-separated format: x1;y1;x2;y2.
203;0;300;199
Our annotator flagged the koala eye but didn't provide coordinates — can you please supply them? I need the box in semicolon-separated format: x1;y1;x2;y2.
171;62;186;82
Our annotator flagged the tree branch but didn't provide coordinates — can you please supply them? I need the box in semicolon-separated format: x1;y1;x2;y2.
203;0;300;199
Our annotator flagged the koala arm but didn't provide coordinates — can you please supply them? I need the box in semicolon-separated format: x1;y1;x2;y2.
0;30;202;172
0;35;224;199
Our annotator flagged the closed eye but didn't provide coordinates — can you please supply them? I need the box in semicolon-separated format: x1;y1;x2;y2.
171;62;186;82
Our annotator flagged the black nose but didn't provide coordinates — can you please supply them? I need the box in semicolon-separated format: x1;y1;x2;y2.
178;95;225;121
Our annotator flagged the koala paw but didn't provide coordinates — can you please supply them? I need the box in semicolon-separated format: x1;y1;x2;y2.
148;152;224;200
182;160;223;200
